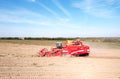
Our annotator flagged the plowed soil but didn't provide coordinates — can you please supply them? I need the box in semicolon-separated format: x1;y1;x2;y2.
0;40;120;79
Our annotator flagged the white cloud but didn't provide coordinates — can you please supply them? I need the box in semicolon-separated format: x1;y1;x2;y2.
36;1;72;22
0;9;79;29
72;0;120;18
29;0;36;2
37;2;58;17
0;9;53;25
52;0;71;17
28;0;62;19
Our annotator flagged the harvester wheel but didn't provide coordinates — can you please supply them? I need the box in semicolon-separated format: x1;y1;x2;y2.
79;53;89;56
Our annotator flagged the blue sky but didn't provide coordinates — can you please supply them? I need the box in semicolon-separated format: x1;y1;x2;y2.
0;0;120;37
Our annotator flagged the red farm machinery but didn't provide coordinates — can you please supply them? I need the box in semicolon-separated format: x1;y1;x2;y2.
39;40;90;57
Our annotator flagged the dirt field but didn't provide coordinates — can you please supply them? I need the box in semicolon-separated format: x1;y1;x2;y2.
0;40;120;79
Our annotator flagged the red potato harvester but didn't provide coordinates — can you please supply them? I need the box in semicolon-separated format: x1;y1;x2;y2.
39;40;90;57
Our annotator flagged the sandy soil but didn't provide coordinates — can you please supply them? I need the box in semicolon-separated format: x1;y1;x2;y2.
0;42;120;79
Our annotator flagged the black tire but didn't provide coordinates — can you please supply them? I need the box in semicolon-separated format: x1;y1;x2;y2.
79;53;89;56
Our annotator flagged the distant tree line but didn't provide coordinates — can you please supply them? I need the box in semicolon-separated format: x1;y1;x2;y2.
0;37;119;42
0;37;76;40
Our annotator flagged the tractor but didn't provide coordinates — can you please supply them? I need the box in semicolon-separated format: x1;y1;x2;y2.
39;40;90;57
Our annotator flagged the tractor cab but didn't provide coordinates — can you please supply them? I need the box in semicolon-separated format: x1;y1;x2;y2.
56;42;62;49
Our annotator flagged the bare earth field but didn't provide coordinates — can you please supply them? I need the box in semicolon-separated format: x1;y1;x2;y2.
0;40;120;79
